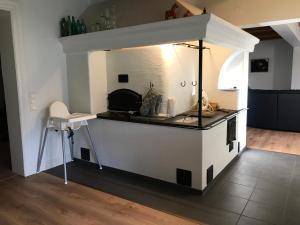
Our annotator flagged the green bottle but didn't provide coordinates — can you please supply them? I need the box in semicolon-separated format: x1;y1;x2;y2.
60;18;67;37
76;20;82;34
71;16;78;35
66;16;72;36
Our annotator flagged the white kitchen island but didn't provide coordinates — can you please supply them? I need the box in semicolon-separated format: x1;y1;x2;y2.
74;109;242;191
60;13;258;191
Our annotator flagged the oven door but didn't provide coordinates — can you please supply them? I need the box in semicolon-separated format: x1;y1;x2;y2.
108;89;142;112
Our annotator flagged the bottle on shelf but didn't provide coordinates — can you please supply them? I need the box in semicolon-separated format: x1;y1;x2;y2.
60;18;67;37
76;19;82;34
110;4;117;29
81;19;87;33
66;16;72;36
71;16;78;35
105;8;111;29
60;16;88;36
99;11;107;31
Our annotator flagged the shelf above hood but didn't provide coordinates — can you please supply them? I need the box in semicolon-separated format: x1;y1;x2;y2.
60;13;259;54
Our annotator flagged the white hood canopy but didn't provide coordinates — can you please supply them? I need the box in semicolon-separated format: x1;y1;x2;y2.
60;13;259;54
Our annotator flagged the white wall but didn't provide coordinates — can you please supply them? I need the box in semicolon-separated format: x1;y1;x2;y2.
202;42;238;109
67;53;90;113
291;46;300;89
1;0;91;176
19;0;92;176
218;51;245;91
249;41;274;90
274;40;293;89
202;121;238;189
66;51;108;114
89;51;108;114
249;39;293;90
0;11;24;174
106;45;198;115
217;49;250;150
202;42;250;150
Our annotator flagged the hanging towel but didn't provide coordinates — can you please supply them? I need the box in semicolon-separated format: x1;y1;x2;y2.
140;89;162;116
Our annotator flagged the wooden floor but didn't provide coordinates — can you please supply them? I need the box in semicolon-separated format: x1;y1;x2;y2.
247;127;300;155
0;172;202;225
0;140;202;225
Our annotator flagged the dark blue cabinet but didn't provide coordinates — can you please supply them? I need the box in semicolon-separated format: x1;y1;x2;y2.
248;89;300;132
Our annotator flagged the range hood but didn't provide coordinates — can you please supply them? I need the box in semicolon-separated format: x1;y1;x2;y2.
60;13;259;54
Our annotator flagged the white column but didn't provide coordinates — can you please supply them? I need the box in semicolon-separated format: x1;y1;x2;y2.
88;51;107;114
291;46;300;90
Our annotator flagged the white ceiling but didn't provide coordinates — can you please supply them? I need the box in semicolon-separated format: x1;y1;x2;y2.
272;22;300;47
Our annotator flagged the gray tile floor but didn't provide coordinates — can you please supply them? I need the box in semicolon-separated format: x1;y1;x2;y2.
47;149;300;225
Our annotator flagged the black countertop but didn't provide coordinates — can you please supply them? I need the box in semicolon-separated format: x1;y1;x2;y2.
97;109;243;130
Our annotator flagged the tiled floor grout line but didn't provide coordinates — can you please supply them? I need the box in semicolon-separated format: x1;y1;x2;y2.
279;159;297;225
255;151;296;225
46;149;300;225
235;170;260;225
234;196;251;225
234;150;293;225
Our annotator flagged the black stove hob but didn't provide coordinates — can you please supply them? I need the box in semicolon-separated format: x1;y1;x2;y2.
105;111;140;119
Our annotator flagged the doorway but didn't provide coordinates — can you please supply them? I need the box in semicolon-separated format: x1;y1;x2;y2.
0;8;23;178
0;58;11;171
0;56;14;180
244;23;300;155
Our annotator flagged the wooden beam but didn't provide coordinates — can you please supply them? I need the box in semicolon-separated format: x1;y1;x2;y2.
244;26;282;40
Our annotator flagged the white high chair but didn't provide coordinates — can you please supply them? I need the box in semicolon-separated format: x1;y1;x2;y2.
37;101;102;184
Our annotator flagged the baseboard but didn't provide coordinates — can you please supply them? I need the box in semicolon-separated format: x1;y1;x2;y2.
73;155;241;195
73;158;203;194
201;154;239;195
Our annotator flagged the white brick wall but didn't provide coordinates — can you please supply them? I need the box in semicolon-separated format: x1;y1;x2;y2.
106;45;198;115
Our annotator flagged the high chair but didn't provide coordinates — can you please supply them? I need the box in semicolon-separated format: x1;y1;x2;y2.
36;101;102;184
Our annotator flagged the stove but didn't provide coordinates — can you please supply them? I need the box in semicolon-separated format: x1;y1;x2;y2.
108;89;142;114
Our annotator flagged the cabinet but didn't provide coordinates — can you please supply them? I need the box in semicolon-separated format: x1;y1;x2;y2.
277;93;300;132
248;89;300;132
247;90;277;130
